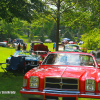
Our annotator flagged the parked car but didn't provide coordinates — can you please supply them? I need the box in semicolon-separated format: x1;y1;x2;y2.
30;41;43;51
79;41;84;45
0;42;7;47
64;44;81;52
12;39;23;48
90;50;100;64
6;50;42;71
68;41;75;44
30;41;49;59
20;51;100;100
45;39;52;43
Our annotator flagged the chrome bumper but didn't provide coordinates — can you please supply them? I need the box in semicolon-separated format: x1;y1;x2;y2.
20;88;100;100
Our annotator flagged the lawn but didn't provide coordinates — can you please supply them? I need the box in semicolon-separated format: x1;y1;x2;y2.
0;43;99;100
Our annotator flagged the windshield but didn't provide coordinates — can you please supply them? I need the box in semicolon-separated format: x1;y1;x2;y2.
42;53;94;67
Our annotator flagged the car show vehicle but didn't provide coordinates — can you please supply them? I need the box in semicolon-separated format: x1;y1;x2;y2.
68;41;75;44
64;44;81;52
45;39;52;43
30;41;43;51
30;41;49;59
0;41;7;47
20;51;100;100
6;50;42;71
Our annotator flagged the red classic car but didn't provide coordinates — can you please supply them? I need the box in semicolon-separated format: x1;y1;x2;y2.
30;42;49;60
20;52;100;100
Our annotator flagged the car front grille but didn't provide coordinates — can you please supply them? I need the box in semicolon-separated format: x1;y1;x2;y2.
25;61;37;65
45;77;79;91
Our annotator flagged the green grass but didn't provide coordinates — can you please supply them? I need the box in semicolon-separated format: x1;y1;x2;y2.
0;40;99;100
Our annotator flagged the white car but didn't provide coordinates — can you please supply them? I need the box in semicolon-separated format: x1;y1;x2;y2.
45;39;52;43
0;42;7;47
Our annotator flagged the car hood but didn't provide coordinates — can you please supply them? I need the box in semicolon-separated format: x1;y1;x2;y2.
33;44;48;51
25;56;37;61
25;65;99;79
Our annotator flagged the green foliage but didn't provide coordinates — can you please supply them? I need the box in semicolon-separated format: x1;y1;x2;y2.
0;0;45;23
81;28;100;50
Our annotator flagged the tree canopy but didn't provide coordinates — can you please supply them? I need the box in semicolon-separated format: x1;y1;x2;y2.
0;0;45;22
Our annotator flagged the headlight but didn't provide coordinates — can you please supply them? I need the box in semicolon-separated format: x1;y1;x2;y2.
23;79;27;87
29;76;39;88
85;79;95;91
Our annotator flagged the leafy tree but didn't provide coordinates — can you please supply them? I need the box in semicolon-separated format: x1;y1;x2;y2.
0;0;45;22
81;28;100;50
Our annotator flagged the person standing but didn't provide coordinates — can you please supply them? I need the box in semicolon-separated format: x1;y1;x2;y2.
22;43;26;51
53;42;56;51
17;43;21;50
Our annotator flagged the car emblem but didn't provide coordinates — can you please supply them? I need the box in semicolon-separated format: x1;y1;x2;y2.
59;82;63;86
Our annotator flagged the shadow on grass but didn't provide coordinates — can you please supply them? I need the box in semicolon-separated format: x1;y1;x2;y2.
0;71;24;78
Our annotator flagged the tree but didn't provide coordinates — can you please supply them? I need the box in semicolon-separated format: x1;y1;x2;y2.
0;0;45;23
44;0;83;51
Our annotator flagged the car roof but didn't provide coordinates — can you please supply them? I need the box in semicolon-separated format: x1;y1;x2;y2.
31;41;43;43
65;44;79;46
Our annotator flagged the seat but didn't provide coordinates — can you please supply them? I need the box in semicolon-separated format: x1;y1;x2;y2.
17;57;25;74
1;56;21;77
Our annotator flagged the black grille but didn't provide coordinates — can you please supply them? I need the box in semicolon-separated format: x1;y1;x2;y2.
25;61;37;65
45;77;78;90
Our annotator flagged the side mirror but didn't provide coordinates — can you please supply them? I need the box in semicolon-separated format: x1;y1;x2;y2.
98;64;100;68
39;61;42;65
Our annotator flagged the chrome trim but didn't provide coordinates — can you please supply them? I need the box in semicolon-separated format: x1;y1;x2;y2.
21;88;43;99
43;89;80;94
21;88;39;92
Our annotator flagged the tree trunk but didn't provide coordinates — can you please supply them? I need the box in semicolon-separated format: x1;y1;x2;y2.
56;0;60;51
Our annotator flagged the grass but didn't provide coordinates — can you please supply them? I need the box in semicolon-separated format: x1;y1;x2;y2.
0;42;54;100
0;41;99;100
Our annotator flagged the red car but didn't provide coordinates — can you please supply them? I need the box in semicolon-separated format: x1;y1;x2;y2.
20;52;100;100
33;44;49;60
30;41;49;60
68;41;75;44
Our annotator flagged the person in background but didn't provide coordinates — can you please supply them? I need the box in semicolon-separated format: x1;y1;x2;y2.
15;42;18;50
22;43;26;51
17;43;21;50
25;41;27;47
53;42;56;51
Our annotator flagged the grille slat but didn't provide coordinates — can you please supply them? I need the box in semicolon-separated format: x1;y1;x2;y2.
45;77;78;90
